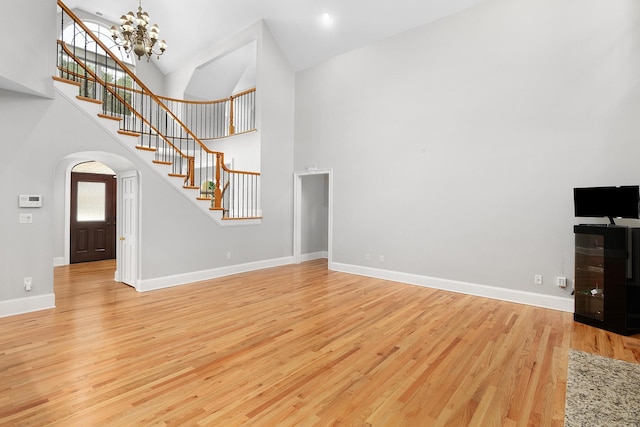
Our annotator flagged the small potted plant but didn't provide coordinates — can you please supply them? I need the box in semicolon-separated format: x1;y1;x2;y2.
200;180;215;204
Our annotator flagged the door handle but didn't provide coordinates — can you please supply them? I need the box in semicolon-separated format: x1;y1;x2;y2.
119;237;126;241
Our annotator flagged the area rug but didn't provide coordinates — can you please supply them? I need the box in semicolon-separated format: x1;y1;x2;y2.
565;349;640;426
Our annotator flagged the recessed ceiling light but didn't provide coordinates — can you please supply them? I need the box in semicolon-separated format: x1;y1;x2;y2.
321;12;334;27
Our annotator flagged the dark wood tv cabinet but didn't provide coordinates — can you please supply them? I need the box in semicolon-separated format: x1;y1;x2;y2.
573;225;640;335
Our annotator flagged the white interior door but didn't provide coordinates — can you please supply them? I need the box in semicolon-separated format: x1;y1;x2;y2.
118;172;138;287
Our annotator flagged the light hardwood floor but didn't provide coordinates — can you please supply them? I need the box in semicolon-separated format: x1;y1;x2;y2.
1;260;639;426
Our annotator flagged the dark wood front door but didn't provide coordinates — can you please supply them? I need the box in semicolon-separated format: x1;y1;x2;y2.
70;172;116;263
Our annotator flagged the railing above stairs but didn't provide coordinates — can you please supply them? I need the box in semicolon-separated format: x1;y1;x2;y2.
56;0;261;220
157;89;257;140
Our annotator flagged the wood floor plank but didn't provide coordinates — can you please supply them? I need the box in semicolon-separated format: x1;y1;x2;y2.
1;259;638;425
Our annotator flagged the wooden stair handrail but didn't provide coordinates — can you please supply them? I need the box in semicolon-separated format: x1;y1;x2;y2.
57;64;255;109
58;41;188;160
58;1;216;157
57;65;255;141
156;88;256;106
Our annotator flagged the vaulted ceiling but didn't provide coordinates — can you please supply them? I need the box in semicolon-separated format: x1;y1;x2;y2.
62;0;485;75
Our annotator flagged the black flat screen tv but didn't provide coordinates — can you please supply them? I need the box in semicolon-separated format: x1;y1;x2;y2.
574;186;640;223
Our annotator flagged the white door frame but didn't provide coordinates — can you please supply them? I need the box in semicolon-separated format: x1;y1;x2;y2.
293;169;333;268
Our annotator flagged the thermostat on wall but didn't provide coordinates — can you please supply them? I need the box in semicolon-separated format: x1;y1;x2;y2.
19;194;42;208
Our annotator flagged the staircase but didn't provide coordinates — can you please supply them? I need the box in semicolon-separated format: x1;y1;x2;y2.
56;0;261;224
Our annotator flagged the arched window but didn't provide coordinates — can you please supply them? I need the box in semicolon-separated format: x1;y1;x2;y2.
63;21;134;66
60;21;135;115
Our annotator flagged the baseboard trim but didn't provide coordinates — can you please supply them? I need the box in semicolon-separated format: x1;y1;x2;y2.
138;256;294;292
46;255;573;313
299;251;328;262
330;262;574;313
0;294;56;318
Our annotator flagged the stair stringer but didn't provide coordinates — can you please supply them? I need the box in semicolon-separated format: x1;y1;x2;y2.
54;79;261;226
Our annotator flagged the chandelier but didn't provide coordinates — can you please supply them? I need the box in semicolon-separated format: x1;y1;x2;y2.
110;0;167;61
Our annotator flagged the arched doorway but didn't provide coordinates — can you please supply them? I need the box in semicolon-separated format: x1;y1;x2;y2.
56;152;140;289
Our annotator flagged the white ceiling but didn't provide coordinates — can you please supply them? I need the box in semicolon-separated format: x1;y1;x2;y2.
62;0;485;75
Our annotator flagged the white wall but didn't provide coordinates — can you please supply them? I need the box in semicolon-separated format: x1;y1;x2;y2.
164;20;296;264
0;89;55;303
184;41;257;101
0;0;55;97
294;0;640;298
0;88;144;306
254;23;296;257
165;22;262;100
206;131;260;172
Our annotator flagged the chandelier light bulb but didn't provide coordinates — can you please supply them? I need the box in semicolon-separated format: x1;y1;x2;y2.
149;27;159;40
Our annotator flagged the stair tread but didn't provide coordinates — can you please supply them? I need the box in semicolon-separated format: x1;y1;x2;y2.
77;95;102;105
97;113;122;122
135;145;156;152
52;76;81;87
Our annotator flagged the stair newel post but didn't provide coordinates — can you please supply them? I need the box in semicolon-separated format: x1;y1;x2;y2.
214;153;223;209
228;95;235;136
187;157;195;188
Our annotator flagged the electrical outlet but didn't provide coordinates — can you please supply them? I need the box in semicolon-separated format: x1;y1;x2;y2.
534;274;543;285
226;252;232;260
24;277;32;291
557;277;567;288
379;255;384;262
365;254;370;260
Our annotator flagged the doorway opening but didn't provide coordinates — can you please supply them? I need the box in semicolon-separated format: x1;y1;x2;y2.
293;170;333;267
59;153;140;290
